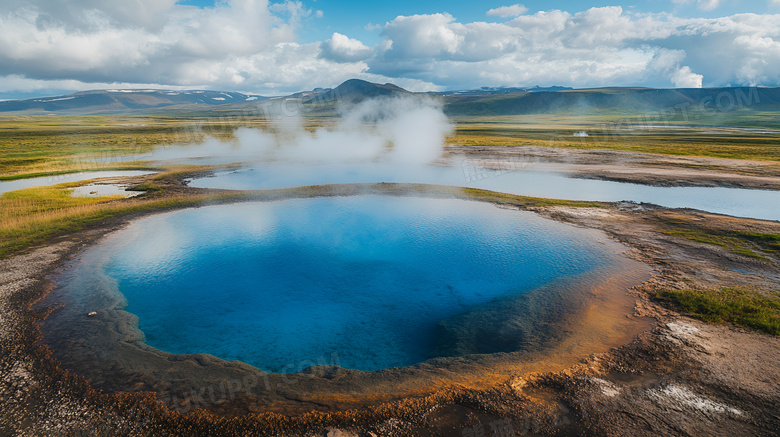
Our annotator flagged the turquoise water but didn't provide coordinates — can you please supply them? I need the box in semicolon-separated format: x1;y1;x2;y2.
49;196;618;372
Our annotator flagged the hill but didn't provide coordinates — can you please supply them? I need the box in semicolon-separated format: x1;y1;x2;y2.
442;87;780;116
0;89;266;115
303;79;410;104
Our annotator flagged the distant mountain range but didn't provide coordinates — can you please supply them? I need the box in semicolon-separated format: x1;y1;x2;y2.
442;86;780;116
2;79;779;116
0;89;267;114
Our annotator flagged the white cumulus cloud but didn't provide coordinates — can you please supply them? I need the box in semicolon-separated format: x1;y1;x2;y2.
320;33;373;63
486;4;528;18
671;66;704;87
368;7;780;89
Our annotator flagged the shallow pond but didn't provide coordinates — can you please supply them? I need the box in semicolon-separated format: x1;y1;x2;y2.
189;163;780;221
0;170;155;195
69;183;142;198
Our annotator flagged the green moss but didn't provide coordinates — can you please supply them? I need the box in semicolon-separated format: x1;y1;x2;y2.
461;187;605;208
128;182;162;193
737;232;780;252
658;216;779;262
661;229;771;261
655;288;780;335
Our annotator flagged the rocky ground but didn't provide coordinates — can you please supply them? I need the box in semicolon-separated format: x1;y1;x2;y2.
1;153;780;436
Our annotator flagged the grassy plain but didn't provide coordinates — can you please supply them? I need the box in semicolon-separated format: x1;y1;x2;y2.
4;112;780;182
0;115;288;178
448;113;780;161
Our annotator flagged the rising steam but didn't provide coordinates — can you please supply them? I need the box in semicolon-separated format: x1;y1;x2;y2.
150;95;453;167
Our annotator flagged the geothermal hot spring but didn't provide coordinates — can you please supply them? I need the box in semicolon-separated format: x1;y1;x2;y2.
42;195;630;373
38;97;652;408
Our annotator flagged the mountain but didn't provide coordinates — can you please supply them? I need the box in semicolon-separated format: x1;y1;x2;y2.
0;89;266;114
1;80;779;117
442;87;780;116
303;79;410;104
0;80;410;115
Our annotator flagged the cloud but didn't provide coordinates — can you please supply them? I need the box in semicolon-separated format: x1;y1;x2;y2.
0;0;443;95
0;0;334;93
380;14;465;59
671;66;704;87
0;0;179;30
320;33;373;63
369;7;780;88
377;13;521;63
647;48;702;88
486;4;528;18
0;2;779;94
672;0;721;11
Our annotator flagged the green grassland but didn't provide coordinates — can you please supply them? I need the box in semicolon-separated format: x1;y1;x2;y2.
461;187;605;208
655;288;780;336
0;116;223;176
0;115;336;179
448;113;780;161
3;110;780;184
0;117;222;177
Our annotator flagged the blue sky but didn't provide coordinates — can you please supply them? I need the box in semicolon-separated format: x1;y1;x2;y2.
186;0;778;44
0;0;779;98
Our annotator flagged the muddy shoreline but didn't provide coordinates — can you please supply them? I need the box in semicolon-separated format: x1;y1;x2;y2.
446;144;780;191
2;175;780;435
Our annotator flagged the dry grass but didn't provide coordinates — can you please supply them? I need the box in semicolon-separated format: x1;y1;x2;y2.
0;184;216;258
0;115;242;178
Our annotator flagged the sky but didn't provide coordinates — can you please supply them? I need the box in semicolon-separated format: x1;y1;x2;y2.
0;0;779;99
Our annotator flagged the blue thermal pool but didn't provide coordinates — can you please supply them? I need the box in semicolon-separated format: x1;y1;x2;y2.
44;195;625;373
